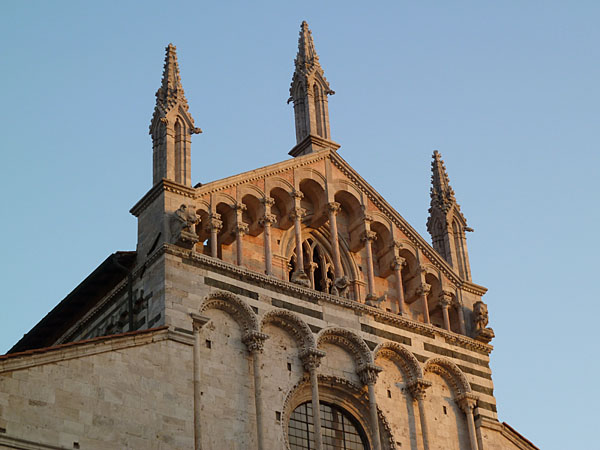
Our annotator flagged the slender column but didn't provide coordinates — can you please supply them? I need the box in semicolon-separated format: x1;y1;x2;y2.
259;214;276;276
207;213;222;258
300;349;326;450
391;256;406;315
327;202;343;279
361;230;377;301
416;282;431;324
243;331;269;450
409;380;433;450
458;394;480;450
234;203;248;266
190;313;211;450
358;364;383;450
457;290;467;335
260;197;276;275
439;291;453;331
290;190;310;286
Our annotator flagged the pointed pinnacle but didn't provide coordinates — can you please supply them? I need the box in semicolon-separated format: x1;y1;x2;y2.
296;21;319;70
155;43;188;113
430;150;457;213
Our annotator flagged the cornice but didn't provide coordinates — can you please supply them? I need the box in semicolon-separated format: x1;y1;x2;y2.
130;179;196;217
159;244;493;355
328;152;487;294
194;150;332;197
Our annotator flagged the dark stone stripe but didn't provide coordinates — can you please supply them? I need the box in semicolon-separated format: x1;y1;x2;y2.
412;353;492;381
374;316;432;338
457;364;492;380
148;313;161;328
271;298;323;320
361;324;411;346
424;343;489;368
308;324;322;334
470;383;494;396
364;340;377;351
205;277;259;300
477;400;497;413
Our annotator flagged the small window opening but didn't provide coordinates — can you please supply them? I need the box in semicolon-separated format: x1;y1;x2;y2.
276;411;282;421
287;362;292;371
0;427;6;433
73;443;80;449
443;406;447;415
205;340;212;349
387;389;392;398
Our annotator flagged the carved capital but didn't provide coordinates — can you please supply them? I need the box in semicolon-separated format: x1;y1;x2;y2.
361;230;377;242
235;223;249;236
242;331;269;354
391;256;406;271
259;213;277;226
357;363;383;386
289;207;306;220
438;291;453;308
456;393;479;414
261;196;275;207
206;215;223;233
327;201;341;215
389;240;404;252
234;203;247;212
408;379;432;400
416;283;431;297
190;313;210;332
291;190;304;200
299;348;326;371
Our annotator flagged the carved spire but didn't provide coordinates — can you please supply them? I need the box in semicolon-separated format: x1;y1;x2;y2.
149;44;201;187
288;21;339;157
426;151;472;280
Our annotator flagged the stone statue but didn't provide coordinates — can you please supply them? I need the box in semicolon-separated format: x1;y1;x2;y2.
473;300;494;343
170;204;199;249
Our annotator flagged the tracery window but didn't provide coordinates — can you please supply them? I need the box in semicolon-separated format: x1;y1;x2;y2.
288;401;369;450
288;237;336;293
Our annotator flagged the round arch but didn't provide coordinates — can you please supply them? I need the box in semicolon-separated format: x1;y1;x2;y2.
260;309;316;352
373;342;423;385
317;327;373;370
200;290;259;336
423;357;472;398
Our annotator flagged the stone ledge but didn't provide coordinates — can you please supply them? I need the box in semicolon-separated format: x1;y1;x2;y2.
159;244;494;355
0;326;169;373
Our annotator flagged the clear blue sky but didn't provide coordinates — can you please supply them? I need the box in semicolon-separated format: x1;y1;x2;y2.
1;2;598;448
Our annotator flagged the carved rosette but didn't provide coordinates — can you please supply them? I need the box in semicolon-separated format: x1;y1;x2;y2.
357;363;383;386
299;348;326;372
407;379;432;401
242;330;269;354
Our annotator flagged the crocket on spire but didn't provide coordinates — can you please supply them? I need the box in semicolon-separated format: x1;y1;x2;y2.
149;44;201;187
288;21;338;157
426;151;472;280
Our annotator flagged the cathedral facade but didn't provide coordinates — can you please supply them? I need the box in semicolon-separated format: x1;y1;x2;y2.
0;22;537;450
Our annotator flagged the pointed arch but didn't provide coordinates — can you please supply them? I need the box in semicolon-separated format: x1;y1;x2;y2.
260;309;316;351
200;290;259;335
317;327;373;369
423;357;471;397
373;342;423;384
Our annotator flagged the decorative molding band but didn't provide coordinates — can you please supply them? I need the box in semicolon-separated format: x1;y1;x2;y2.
159;244;493;355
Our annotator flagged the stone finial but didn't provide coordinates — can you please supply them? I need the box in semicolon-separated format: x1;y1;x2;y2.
149;44;200;187
288;21;339;156
426;150;473;280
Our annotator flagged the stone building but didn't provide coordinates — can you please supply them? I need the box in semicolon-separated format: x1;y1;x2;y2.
0;22;537;450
